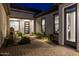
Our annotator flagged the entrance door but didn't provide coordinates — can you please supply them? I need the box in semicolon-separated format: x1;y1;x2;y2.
64;4;77;48
24;21;30;34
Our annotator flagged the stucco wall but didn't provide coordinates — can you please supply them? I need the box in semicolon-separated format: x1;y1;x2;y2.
36;17;42;33
9;18;34;34
35;11;58;35
0;4;9;47
77;4;79;51
35;13;54;34
0;4;3;47
1;4;7;38
45;13;54;34
35;3;78;48
10;8;35;34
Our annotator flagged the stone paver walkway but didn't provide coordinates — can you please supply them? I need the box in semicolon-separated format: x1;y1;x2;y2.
0;37;79;56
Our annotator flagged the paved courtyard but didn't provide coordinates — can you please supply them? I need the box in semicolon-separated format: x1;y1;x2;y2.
0;37;79;56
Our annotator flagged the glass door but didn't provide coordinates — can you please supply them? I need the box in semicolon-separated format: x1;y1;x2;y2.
64;4;77;48
24;21;30;34
66;12;76;42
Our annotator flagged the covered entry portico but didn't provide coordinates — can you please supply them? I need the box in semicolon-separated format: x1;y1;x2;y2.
0;3;79;56
9;3;79;52
9;18;34;34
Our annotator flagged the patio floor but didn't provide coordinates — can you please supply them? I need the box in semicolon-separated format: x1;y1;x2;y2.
0;36;79;56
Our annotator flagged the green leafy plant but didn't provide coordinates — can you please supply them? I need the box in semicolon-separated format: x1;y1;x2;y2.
32;32;36;35
42;33;48;37
35;32;48;39
48;34;54;41
16;31;22;37
3;35;15;47
35;33;43;39
48;34;58;44
18;37;31;45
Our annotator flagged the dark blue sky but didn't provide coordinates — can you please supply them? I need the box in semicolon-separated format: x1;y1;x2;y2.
11;3;54;12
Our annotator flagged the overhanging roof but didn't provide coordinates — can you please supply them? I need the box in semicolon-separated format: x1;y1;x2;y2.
35;4;59;18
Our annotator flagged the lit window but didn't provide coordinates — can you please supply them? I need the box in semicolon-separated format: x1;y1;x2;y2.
9;21;19;31
41;18;45;33
54;14;59;34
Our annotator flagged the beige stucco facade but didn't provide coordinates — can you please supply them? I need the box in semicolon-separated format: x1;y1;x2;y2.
9;8;35;34
58;3;75;45
0;4;10;47
1;3;79;51
20;19;34;34
9;18;34;34
35;3;79;51
35;12;58;35
10;8;34;19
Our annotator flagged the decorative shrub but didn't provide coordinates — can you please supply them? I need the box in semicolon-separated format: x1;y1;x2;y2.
48;34;54;41
48;34;58;44
35;32;48;39
32;32;36;35
35;33;43;39
3;35;15;47
16;31;22;37
42;33;48;37
53;35;58;44
18;37;31;45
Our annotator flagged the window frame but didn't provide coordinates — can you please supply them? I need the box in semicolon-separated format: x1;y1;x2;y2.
9;20;20;32
41;17;46;33
53;12;59;35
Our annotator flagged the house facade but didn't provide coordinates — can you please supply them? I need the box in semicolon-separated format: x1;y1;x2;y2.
0;3;79;51
34;3;79;51
0;3;10;47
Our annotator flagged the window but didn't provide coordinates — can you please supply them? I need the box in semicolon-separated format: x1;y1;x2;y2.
9;21;20;31
54;13;59;34
41;18;45;33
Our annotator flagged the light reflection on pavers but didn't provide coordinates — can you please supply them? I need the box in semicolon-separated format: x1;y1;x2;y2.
0;38;79;56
